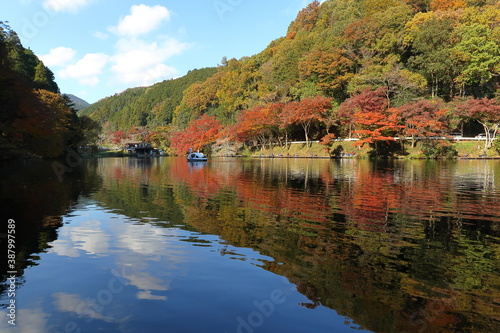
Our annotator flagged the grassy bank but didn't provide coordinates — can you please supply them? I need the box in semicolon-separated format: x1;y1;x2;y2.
452;141;499;158
238;140;500;159
241;141;367;158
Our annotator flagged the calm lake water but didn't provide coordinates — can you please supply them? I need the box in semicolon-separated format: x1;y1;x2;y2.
0;157;499;333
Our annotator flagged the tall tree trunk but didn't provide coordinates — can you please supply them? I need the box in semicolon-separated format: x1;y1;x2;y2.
303;123;310;147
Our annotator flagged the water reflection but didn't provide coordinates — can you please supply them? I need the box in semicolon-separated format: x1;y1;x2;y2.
0;159;102;291
1;157;499;332
51;219;110;257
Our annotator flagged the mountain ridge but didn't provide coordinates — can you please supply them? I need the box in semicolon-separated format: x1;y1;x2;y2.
64;94;90;111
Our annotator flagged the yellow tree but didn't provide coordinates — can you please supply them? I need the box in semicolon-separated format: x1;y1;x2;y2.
216;58;262;124
174;72;222;127
299;48;354;100
430;0;467;11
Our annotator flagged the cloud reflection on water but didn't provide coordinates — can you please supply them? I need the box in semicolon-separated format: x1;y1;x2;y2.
50;220;110;257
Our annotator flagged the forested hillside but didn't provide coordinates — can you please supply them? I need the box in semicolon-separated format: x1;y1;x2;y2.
81;0;500;157
169;0;500;156
0;22;87;159
79;67;217;131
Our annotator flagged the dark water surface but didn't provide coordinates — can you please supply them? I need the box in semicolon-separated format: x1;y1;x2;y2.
0;157;499;332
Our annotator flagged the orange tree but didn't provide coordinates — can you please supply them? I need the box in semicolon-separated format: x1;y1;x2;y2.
338;87;388;137
279;95;332;146
299;48;354;100
20;89;80;157
339;88;402;156
170;114;223;154
430;0;466;11
352;107;402;155
230;103;284;148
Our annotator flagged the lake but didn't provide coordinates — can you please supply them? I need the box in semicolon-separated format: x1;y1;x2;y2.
0;157;499;333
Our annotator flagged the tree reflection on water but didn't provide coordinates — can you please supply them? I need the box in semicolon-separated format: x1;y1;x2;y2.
1;157;499;332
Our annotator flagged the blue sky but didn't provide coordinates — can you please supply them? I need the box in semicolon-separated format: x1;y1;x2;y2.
4;0;317;103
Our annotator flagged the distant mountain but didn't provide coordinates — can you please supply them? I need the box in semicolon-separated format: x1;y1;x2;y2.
64;94;90;111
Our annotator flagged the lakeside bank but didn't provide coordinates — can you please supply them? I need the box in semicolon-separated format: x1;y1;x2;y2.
236;140;500;159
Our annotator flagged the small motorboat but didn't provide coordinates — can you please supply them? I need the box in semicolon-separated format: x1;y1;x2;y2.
187;151;208;162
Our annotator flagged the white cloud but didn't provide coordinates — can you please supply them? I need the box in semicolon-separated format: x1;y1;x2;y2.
111;53;178;86
115;222;169;256
110;4;171;37
0;308;49;332
110;37;190;86
93;31;109;40
79;76;100;86
53;293;116;322
39;46;77;67
125;272;169;291
50;220;110;257
59;53;109;86
137;290;167;301
40;4;190;98
50;239;80;257
70;220;110;255
43;0;93;13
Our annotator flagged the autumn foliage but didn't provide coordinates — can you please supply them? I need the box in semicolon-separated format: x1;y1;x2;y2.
337;88;397;147
430;0;466;11
110;131;129;145
170;96;334;153
1;22;87;158
168;82;500;156
8;0;500;159
280;96;333;145
170;114;223;153
229;103;284;145
397;100;447;145
6;88;80;158
455;98;500;149
352;107;401;148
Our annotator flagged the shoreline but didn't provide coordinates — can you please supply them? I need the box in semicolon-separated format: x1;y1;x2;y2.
228;140;500;160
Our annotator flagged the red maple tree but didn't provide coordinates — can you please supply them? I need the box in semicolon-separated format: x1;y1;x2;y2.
398;100;448;147
338;88;388;138
231;103;283;147
170;114;223;154
455;98;500;150
110;131;129;145
339;88;402;152
279;96;332;146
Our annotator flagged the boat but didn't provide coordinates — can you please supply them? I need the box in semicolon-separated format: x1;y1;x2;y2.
187;149;208;162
